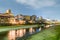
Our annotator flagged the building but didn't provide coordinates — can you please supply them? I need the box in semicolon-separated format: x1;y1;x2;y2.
15;14;25;24
31;15;36;21
39;16;43;20
15;14;24;20
24;15;31;21
0;9;16;25
0;9;37;25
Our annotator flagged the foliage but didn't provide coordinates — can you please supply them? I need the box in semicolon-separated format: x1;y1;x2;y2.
0;23;12;26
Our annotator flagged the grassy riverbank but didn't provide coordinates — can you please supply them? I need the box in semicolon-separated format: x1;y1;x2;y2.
24;25;60;40
0;25;39;32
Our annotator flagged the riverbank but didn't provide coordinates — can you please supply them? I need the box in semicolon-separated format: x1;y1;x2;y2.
0;25;39;32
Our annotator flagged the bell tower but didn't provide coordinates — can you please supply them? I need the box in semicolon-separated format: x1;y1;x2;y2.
5;9;14;16
6;9;11;13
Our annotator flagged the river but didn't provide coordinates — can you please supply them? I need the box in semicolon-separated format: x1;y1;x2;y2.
0;27;41;40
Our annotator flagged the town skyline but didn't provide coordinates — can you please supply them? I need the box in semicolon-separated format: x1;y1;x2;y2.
0;0;60;20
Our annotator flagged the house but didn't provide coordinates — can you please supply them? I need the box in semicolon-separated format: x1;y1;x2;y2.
15;14;25;24
0;9;16;25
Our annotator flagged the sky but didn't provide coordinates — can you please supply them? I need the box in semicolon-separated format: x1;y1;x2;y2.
0;0;60;20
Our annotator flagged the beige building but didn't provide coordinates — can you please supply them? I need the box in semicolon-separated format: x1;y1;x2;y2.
15;14;26;24
0;9;37;25
0;9;16;25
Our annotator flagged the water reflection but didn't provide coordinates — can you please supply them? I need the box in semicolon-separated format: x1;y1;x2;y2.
8;30;16;40
0;27;41;40
8;29;27;40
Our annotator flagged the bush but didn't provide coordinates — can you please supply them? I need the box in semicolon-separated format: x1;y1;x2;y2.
0;23;12;26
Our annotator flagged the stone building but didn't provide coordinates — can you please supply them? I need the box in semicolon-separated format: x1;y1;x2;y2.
0;9;16;25
15;14;26;24
31;15;36;21
24;15;31;21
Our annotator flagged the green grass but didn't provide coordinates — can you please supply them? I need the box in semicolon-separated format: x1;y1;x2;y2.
54;25;60;40
0;25;39;32
25;25;60;40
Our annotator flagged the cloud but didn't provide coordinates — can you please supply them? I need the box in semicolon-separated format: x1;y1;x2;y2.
16;0;56;9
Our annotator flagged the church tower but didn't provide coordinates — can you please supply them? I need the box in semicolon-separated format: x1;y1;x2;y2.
5;9;14;16
6;9;11;13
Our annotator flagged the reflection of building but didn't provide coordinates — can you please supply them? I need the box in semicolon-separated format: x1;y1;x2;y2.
0;9;16;24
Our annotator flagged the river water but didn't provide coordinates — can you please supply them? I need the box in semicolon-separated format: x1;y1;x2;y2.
0;27;41;40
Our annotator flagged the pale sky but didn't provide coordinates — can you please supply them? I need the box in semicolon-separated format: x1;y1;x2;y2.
0;0;60;20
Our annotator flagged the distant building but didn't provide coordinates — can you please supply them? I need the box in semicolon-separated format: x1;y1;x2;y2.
24;15;31;21
0;9;16;24
39;16;43;20
31;15;36;21
16;14;24;20
15;14;25;24
0;9;38;25
36;17;39;20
